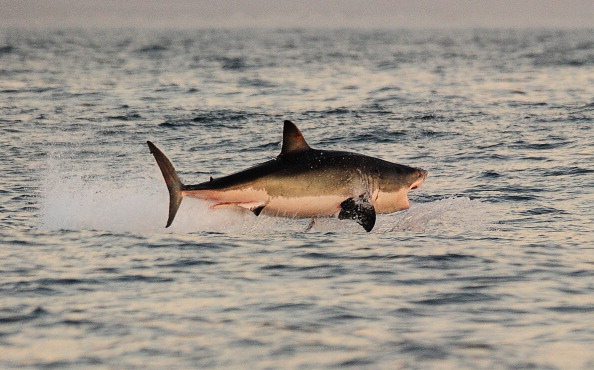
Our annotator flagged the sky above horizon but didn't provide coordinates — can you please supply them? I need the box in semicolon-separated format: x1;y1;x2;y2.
1;0;593;29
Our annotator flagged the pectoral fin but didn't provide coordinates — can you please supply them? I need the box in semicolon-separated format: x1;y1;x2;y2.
338;194;376;232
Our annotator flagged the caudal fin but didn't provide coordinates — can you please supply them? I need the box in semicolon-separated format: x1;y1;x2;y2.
147;141;184;228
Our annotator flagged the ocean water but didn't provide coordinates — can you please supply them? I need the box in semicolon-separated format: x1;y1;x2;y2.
1;28;593;368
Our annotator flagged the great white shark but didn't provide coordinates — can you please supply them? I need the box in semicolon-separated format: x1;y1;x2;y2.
147;120;427;232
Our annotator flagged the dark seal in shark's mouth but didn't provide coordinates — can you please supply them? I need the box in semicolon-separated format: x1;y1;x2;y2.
147;120;427;232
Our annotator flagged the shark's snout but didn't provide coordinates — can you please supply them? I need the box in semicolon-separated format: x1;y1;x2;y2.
410;169;428;190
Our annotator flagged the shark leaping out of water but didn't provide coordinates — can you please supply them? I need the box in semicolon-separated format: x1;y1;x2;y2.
147;120;427;232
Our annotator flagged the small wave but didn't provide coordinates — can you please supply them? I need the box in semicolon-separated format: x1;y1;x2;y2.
113;275;174;283
160;110;261;128
546;305;594;313
348;130;408;144
478;170;503;178
157;259;217;268
520;206;567;216
0;306;48;324
414;292;497;305
238;77;276;88
106;113;143;121
218;56;247;70
543;166;594;176
35;278;95;286
136;44;169;53
0;45;15;54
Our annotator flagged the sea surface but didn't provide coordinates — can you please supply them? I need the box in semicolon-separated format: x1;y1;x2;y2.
1;28;593;368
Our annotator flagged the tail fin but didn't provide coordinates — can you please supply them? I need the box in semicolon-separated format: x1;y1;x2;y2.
147;141;184;228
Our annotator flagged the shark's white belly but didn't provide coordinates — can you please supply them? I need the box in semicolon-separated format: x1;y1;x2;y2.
185;183;415;218
184;188;347;218
263;195;346;218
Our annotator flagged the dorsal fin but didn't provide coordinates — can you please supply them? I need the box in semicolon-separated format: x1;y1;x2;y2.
280;120;311;156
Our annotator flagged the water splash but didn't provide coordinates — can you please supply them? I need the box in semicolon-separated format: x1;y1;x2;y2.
38;163;303;234
39;164;495;234
381;197;496;233
39;173;165;233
